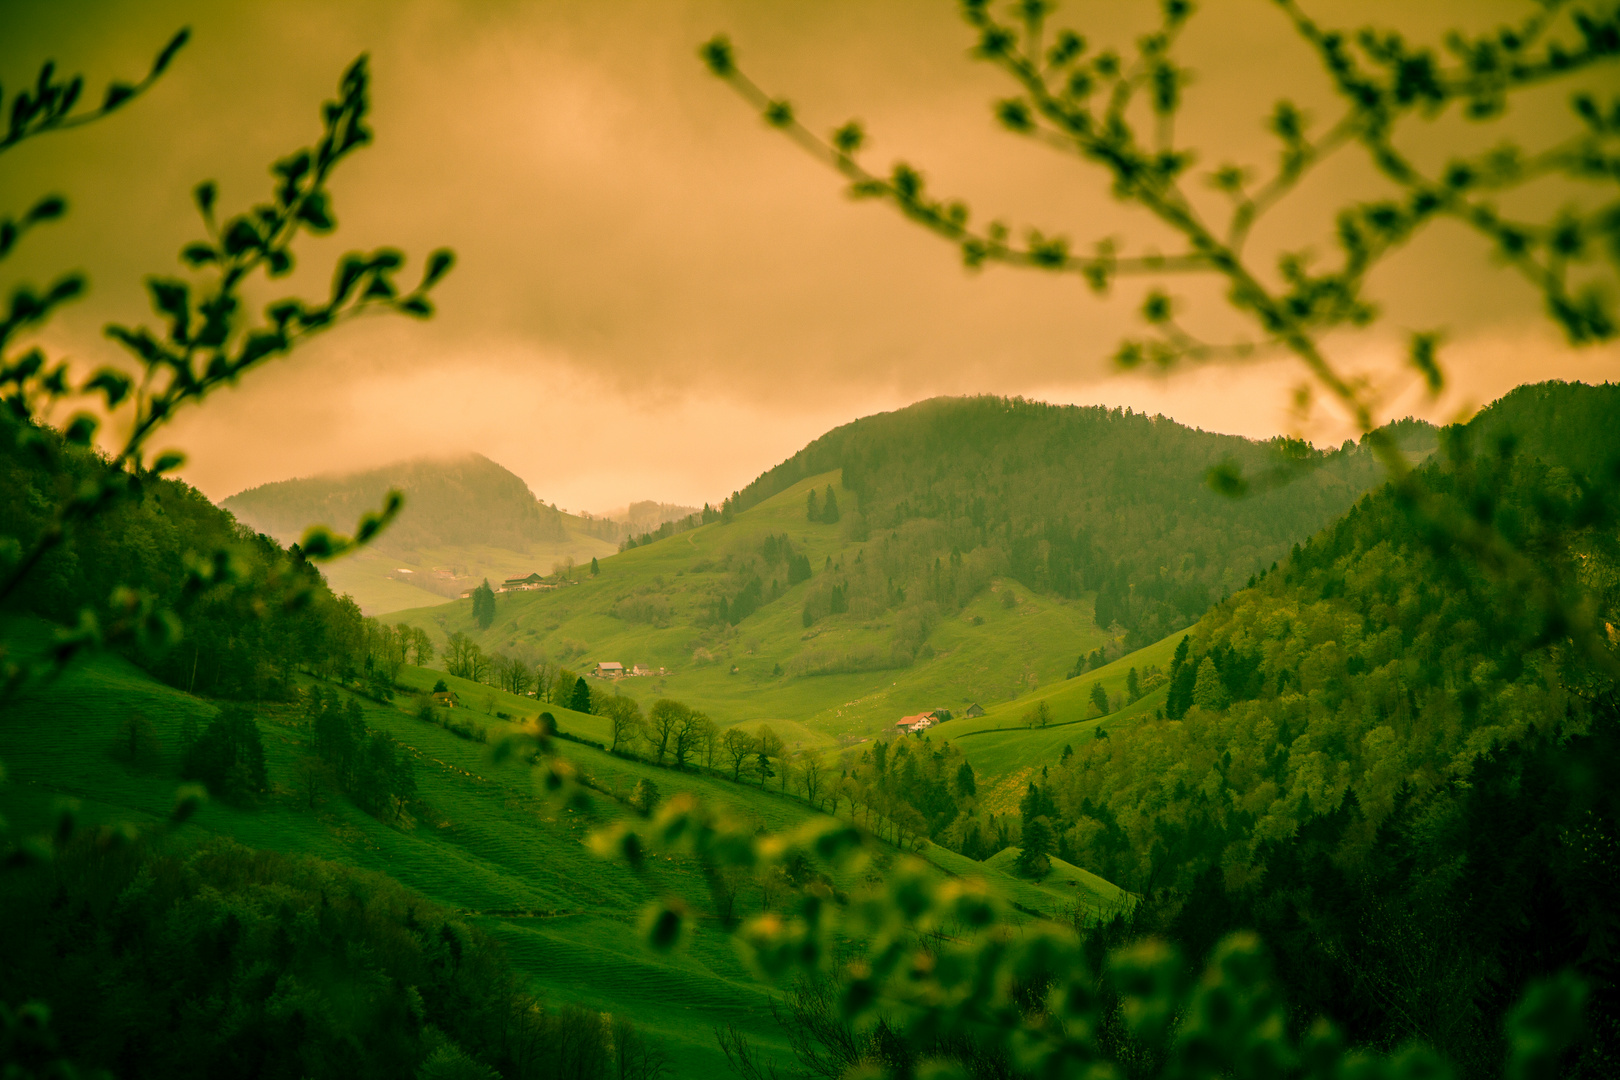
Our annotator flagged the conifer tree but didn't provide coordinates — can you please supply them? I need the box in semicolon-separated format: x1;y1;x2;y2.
1016;817;1053;877
806;488;819;521
471;579;496;629
821;485;840;523
569;676;593;714
954;760;976;799
1192;656;1230;711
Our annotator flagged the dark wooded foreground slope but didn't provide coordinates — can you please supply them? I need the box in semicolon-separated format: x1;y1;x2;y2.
0;412;359;698
1031;381;1620;1076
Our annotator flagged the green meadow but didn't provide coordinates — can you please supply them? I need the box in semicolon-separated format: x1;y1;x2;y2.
0;615;1131;1075
395;472;1115;742
316;530;622;617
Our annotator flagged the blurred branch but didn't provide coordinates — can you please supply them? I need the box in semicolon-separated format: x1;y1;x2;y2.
0;29;189;157
0;51;452;691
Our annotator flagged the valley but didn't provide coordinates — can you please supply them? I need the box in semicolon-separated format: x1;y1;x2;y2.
4;382;1617;1078
8;4;1620;1073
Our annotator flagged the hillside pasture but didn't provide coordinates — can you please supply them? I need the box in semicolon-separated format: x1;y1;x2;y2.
0;616;1125;1071
395;471;1115;743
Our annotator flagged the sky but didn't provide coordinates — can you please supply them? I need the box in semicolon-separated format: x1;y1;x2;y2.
4;0;1617;514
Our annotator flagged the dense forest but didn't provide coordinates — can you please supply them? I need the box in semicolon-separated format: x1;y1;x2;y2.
0;413;362;698
999;383;1620;1075
714;397;1427;644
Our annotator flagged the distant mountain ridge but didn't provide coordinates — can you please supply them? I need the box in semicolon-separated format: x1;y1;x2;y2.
223;453;591;554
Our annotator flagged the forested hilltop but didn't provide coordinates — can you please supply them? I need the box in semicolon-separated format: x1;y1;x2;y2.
716;396;1427;645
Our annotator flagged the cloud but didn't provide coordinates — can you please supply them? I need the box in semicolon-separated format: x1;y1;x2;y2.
5;0;1615;511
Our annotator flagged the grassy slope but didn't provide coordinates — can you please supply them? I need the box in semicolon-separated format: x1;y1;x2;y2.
396;472;1113;743
934;631;1184;814
978;847;1133;917
0;617;1115;1075
317;526;621;617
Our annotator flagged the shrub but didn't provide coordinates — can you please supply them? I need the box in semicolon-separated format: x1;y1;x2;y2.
180;705;268;804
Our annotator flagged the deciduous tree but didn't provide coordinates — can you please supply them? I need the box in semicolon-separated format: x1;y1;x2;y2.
721;726;757;781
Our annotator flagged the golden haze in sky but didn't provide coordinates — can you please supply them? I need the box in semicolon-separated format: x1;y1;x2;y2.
3;0;1617;512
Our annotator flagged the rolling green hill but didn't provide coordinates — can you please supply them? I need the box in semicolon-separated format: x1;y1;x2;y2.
0;614;1120;1075
397;470;1115;741
222;454;622;615
392;398;1420;741
938;630;1184;813
712;396;1421;645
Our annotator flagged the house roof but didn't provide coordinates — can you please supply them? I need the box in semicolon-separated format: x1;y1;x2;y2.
597;661;624;671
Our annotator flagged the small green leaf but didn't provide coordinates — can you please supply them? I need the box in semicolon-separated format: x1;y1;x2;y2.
1506;972;1587;1080
84;368;132;408
47;274;85;304
152;28;190;76
699;35;734;76
103;82;136;110
297;191;334;232
152;451;185;473
181;242;217;267
171;782;208;824
997;98;1033;132
641;901;687;951
1142;289;1172;324
223;218;260;256
1408;330;1444;395
1207;460;1249;497
299;527;337;560
27;195;66;222
764;99;794;127
422;248;455;286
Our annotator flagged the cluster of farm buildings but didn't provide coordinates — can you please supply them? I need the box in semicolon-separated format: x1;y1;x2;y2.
591;661;666;679
454;572;580;600
895;703;984;734
497;572;573;593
